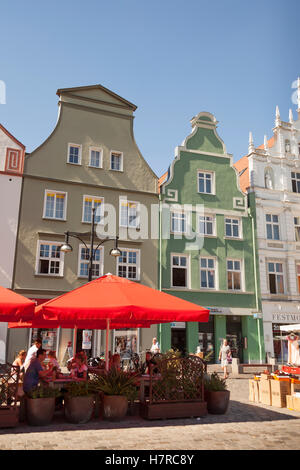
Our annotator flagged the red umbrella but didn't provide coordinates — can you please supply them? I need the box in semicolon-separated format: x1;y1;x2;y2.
0;286;35;322
9;274;209;370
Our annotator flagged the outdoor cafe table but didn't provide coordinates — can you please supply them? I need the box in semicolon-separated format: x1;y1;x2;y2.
42;375;84;390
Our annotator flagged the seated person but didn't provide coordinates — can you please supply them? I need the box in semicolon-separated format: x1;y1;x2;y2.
141;352;159;375
110;353;121;371
70;354;88;380
23;349;51;395
12;350;26;377
47;350;62;377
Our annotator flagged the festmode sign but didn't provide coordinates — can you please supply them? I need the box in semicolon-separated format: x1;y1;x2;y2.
272;313;300;323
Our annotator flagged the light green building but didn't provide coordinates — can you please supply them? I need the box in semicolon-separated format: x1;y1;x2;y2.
159;112;265;363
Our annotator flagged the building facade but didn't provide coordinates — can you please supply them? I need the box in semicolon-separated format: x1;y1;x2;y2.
235;79;300;363
159;112;264;363
8;84;158;363
0;124;25;362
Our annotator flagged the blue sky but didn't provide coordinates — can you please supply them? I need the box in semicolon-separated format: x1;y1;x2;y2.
1;0;299;177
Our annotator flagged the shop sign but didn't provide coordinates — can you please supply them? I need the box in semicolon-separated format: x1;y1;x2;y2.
171;322;186;329
82;330;92;349
272;313;300;323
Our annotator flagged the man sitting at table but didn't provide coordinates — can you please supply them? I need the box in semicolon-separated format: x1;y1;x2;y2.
23;349;50;394
141;352;159;375
70;353;88;380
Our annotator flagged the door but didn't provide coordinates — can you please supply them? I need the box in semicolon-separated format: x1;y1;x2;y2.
171;328;186;355
226;316;243;361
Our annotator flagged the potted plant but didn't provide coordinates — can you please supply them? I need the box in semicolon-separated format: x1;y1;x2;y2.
26;385;60;426
92;368;138;421
64;381;95;424
204;372;230;414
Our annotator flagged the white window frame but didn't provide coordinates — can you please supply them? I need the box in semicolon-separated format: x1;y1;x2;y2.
199;257;217;290
197;170;215;195
67;143;82;165
43;190;67;221
119;199;140;228
294;216;300;242
171;253;190;289
89;146;103;168
198;214;216;236
296;262;300;293
35;241;64;277
82;195;104;224
226;258;243;292
110;151;123;172
266;213;280;240
170;210;189;234
77;244;104;279
116;248;140;281
224;217;242;239
267;261;285;295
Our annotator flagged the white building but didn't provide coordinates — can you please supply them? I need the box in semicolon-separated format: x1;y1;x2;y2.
235;79;300;362
0;124;25;362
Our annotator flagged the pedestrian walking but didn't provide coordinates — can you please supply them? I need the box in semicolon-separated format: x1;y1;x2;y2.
219;339;231;379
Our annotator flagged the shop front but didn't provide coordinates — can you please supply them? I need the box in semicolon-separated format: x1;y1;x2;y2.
262;301;300;363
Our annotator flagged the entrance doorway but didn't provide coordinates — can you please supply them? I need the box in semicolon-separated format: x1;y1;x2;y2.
171;328;186;355
226;316;243;362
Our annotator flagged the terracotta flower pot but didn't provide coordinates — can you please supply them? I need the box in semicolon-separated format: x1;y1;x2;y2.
206;390;230;414
26;397;55;426
64;395;94;424
103;395;128;421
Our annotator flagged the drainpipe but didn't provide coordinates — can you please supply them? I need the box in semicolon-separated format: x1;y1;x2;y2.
158;194;162;345
249;206;262;364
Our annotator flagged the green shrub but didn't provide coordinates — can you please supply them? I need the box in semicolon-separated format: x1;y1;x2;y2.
91;368;137;398
65;381;95;397
204;372;228;392
28;385;61;399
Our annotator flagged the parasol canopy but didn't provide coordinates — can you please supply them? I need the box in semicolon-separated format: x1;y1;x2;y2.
0;286;35;322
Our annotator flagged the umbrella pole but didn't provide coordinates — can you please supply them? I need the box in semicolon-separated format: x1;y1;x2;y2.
105;319;110;372
73;326;77;357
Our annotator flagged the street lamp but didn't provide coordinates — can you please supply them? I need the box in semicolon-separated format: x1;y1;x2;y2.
60;206;121;282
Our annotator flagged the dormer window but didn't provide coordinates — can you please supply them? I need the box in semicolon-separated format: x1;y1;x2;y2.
110;151;123;171
198;170;214;194
68;144;82;165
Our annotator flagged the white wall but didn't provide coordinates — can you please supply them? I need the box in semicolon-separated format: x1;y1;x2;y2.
0;131;22;172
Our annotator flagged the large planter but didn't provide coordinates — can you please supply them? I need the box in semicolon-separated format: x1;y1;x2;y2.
206;390;230;414
103;395;128;421
140;400;207;420
26;397;55;426
0;407;19;428
64;395;94;424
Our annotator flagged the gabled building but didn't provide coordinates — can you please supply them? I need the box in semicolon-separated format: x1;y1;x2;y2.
235;79;300;362
159;112;264;363
0;124;25;362
8;84;158;362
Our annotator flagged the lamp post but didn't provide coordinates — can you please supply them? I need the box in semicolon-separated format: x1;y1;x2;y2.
60;206;121;358
60;206;121;282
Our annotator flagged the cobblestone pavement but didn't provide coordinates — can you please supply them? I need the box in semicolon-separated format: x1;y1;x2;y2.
0;372;299;450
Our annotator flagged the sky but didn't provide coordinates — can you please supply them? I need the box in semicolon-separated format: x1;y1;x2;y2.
0;0;299;177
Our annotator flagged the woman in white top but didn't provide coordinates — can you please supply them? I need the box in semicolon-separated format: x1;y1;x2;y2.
219;339;231;379
150;337;160;354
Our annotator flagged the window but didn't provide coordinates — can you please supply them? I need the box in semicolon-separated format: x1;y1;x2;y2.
198;171;214;194
110;152;123;171
117;249;140;280
120;200;139;228
171;211;187;234
266;214;280;240
198;215;215;236
295;217;300;241
43;191;67;220
89;147;102;168
68;144;81;165
171;255;188;288
227;259;242;291
200;258;216;289
225;218;241;238
291;172;300;193
36;242;63;276
78;245;103;278
268;262;284;294
285;139;291;153
82;196;104;224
